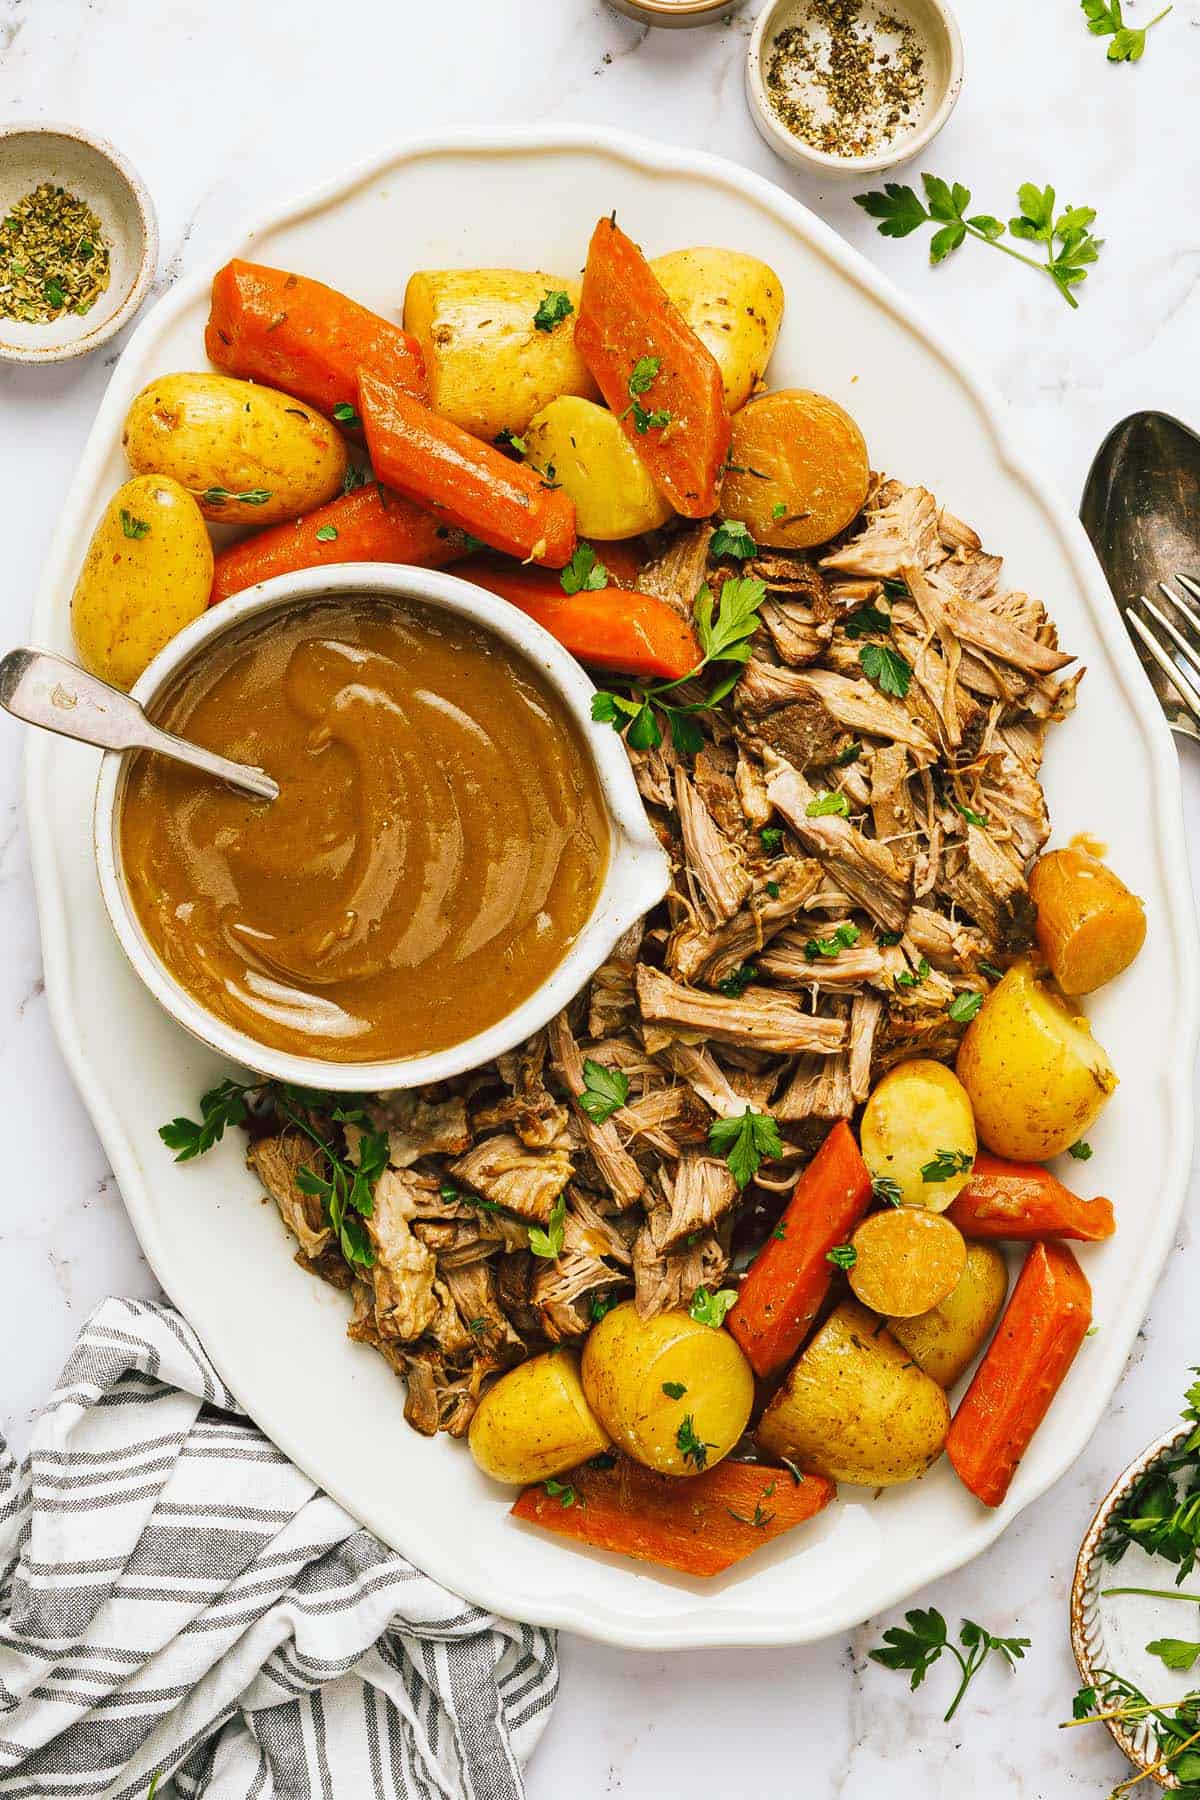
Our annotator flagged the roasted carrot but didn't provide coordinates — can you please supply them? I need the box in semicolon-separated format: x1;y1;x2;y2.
206;259;427;415
511;1455;834;1577
455;556;700;680
209;484;465;606
728;1120;873;1379
575;216;731;518
946;1154;1115;1243
358;369;576;568
945;1240;1092;1508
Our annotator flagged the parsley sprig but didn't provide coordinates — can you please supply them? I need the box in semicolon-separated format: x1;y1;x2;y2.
533;289;574;332
621;354;671;433
855;174;1103;309
869;1607;1029;1721
561;542;609;595
1082;0;1171;61
676;1413;716;1471
528;1193;567;1261
1101;1370;1200;1582
576;1059;629;1125
1065;1670;1200;1795
592;575;768;755
708;1106;783;1189
689;1285;739;1329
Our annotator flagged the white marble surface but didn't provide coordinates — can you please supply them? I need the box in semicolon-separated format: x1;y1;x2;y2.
2;0;1199;1792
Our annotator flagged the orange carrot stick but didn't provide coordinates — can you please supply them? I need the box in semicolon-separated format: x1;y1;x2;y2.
206;259;427;415
946;1240;1092;1508
575;216;731;519
511;1455;834;1577
209;484;465;606
946;1154;1115;1243
359;369;576;568
728;1120;873;1379
456;556;700;680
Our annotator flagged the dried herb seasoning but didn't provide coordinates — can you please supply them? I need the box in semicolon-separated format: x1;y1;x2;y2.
1;183;111;324
764;0;927;161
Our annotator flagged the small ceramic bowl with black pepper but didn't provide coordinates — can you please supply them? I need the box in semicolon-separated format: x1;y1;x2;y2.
746;0;964;182
0;122;158;365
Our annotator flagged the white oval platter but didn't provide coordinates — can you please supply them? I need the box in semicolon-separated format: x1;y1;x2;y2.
26;127;1198;1650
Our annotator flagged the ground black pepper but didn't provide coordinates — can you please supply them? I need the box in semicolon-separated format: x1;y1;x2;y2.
764;0;927;159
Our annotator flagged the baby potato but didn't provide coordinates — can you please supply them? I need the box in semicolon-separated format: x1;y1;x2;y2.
403;268;599;440
859;1059;977;1212
122;372;347;524
1030;847;1146;995
522;396;673;540
849;1207;967;1318
756;1300;950;1486
719;389;869;550
467;1350;610;1486
889;1243;1009;1389
956;960;1118;1162
650;247;784;413
71;475;213;690
581;1301;754;1478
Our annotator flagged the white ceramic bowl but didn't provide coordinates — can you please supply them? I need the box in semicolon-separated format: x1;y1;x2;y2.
746;0;964;180
0;121;158;364
93;562;669;1093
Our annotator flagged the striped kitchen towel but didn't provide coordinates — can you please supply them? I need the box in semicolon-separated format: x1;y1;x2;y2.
0;1299;557;1799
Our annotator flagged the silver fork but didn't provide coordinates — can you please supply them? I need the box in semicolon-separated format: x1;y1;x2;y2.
1123;573;1200;743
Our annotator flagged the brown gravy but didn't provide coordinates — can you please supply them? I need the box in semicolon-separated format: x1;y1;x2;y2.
120;597;609;1062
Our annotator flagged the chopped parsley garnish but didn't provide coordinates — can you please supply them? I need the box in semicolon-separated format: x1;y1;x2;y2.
771;500;787;519
921;1148;974;1183
760;826;784;854
689;1285;739;1329
527;1193;566;1260
676;1414;716;1471
871;1175;903;1207
978;959;1005;981
710;519;757;561
315;524;338;542
342;462;370;494
954;799;989;829
332;402;361;427
718;963;758;998
119;508;150;540
591;1292;620;1322
198;486;272;507
878;931;904;947
826;1244;857;1270
576;1058;629;1125
895;957;931;990
661;1381;687;1400
834;742;862;766
843;602;891;638
533;289;574;332
1068;1139;1094;1161
561;542;609;595
543;1477;580;1508
805;790;851;819
947;990;985;1023
708;1107;782;1189
765;880;781;899
727;1499;776;1529
804;922;861;961
622;355;671;433
859;640;912;698
494;427;527;456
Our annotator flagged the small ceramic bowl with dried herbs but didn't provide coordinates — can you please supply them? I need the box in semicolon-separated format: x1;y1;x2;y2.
0;122;158;365
1072;1421;1200;1791
746;0;964;181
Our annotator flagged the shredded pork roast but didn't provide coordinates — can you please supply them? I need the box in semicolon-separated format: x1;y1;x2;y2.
242;477;1081;1439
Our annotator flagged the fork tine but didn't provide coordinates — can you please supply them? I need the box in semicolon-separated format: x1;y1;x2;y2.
1158;578;1200;641
1175;573;1200;607
1141;593;1200;690
1128;608;1200;726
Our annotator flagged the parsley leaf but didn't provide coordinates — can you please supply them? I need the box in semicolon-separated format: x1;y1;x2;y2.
561;543;609;595
805;789;851;819
543;1477;580;1508
834;741;863;766
859;640;912;697
199;486;273;507
804;922;862;961
693;575;768;666
315;524;338;542
159;1078;250;1160
577;1058;630;1125
826;1244;857;1270
718;962;758;998
855;173;1104;309
528;1193;567;1260
1068;1139;1094;1161
869;1608;1030;1721
591;1292;619;1323
710;519;758;561
676;1413;716;1470
332;402;361;427
953;799;989;828
895;956;931;990
622;355;671;433
689;1285;739;1329
843;602;891;638
1147;1637;1200;1672
708;1108;783;1189
1081;0;1171;61
947;990;985;1023
533;289;574;332
628;354;660;395
760;826;784;854
661;1381;687;1400
119;508;151;540
921;1147;974;1183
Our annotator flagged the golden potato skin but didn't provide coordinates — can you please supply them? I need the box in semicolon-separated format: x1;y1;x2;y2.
403;269;599;440
467;1350;610;1486
719;389;869;549
889;1243;1008;1389
956;960;1118;1161
123;372;347;524
756;1300;950;1486
1030;847;1146;995
71;476;212;691
650;247;784;413
523;396;673;540
849;1207;967;1318
859;1059;977;1211
581;1302;754;1477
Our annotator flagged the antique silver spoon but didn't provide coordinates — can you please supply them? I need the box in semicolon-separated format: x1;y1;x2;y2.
0;648;279;802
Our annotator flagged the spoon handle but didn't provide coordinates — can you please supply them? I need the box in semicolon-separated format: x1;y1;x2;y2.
0;648;279;802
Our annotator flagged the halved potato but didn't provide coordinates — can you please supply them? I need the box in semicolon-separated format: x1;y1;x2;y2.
581;1302;754;1477
403;268;598;440
467;1350;610;1486
956;960;1118;1161
889;1243;1009;1389
522;396;673;539
650;246;784;412
756;1300;950;1486
859;1059;977;1211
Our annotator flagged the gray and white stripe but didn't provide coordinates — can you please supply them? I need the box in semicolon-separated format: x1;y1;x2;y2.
0;1300;556;1798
